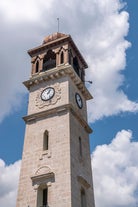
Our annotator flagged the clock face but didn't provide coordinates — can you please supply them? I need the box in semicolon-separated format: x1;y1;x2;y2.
75;93;83;109
41;87;55;101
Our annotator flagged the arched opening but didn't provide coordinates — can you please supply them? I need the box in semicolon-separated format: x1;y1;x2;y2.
60;51;64;64
43;188;48;207
36;60;39;73
79;137;82;157
68;49;72;65
80;69;85;82
37;186;48;207
81;188;87;207
43;130;49;151
43;50;56;71
73;56;80;77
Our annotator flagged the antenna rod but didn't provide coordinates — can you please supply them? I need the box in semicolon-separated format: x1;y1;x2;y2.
57;18;59;33
85;80;93;84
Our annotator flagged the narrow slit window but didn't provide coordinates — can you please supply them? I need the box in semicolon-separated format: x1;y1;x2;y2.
60;51;64;64
43;130;49;151
36;60;39;73
43;188;48;207
81;188;87;207
73;56;80;77
69;49;72;65
79;137;82;157
37;187;48;207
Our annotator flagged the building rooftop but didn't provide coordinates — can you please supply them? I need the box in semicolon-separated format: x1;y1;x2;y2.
28;32;88;69
42;32;68;44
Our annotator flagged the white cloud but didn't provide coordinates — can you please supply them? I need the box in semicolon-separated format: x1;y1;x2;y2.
84;0;138;122
0;159;21;207
92;129;138;207
0;0;138;123
0;0;54;23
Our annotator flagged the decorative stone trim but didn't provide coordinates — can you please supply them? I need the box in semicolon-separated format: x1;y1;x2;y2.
23;103;92;134
77;175;91;189
23;65;92;100
31;166;55;187
39;150;51;160
33;184;39;190
35;83;61;108
31;172;54;182
33;182;52;191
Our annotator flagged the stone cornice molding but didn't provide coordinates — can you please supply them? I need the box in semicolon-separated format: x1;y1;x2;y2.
23;65;93;101
31;172;54;183
23;103;92;134
77;175;91;189
31;166;55;188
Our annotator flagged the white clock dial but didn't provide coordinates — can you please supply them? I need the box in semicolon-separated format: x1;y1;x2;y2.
75;93;83;109
41;87;55;101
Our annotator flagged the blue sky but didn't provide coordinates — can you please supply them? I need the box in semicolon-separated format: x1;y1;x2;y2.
91;0;138;149
0;0;138;207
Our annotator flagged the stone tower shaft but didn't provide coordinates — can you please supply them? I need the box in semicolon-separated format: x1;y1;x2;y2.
16;32;95;207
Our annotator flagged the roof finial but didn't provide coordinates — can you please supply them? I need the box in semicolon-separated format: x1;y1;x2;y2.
57;18;59;33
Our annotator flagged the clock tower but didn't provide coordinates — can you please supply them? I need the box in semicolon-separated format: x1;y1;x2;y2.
16;33;95;207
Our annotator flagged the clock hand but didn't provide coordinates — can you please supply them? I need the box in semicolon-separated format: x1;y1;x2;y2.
78;97;81;102
47;89;51;94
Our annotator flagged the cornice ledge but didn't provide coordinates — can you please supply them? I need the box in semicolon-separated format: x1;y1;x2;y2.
28;35;70;57
23;104;68;123
69;106;92;134
31;172;54;182
77;175;91;189
23;104;92;134
23;65;92;100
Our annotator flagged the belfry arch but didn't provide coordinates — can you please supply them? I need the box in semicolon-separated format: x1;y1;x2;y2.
43;49;56;71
